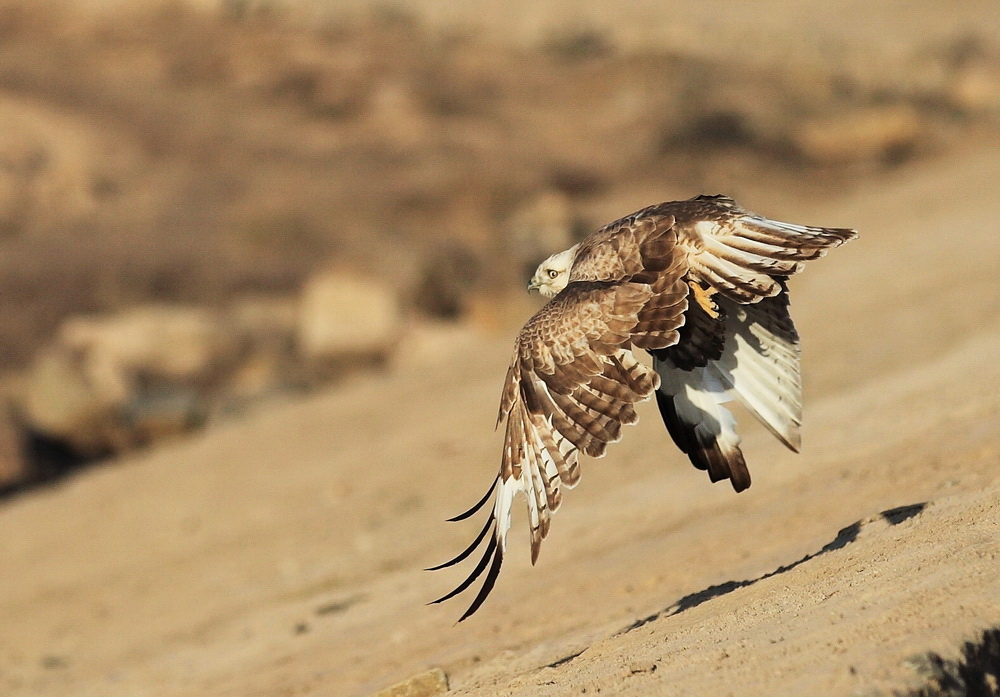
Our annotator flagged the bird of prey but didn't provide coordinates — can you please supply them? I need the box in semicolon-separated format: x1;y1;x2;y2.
429;194;857;621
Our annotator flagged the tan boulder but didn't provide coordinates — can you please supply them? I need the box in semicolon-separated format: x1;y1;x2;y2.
20;346;122;456
58;306;235;392
20;306;235;455
296;272;402;373
368;668;448;697
791;105;924;165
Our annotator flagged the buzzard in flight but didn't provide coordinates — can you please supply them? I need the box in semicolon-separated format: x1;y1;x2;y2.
430;195;857;620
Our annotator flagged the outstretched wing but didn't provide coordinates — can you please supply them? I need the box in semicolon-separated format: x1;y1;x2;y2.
572;193;857;305
650;195;855;489
668;194;858;304
430;276;688;621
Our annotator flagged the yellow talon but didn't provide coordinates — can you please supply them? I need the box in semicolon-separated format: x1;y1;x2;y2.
689;280;720;319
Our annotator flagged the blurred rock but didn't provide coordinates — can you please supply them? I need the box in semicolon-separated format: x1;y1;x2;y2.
0;406;29;490
20;306;236;455
297;272;402;374
368;667;449;697
122;388;207;447
412;245;482;319
12;287;405;462
949;66;1000;114
59;306;236;395
21;346;122;456
791;105;924;165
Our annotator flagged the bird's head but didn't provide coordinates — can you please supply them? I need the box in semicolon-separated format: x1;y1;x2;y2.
527;244;578;298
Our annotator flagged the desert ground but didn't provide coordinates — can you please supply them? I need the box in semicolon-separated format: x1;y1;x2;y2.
1;2;1000;696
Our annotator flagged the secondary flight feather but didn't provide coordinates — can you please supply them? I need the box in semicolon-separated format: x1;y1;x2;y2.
429;194;857;621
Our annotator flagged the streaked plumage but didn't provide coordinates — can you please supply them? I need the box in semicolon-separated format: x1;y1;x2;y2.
430;195;857;620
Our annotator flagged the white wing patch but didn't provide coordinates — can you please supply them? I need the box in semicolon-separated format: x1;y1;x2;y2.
654;359;748;489
711;298;802;451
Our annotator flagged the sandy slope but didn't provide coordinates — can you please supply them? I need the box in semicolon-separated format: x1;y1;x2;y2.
2;144;1000;697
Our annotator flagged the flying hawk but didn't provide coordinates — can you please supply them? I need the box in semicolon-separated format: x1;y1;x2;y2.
430;195;857;621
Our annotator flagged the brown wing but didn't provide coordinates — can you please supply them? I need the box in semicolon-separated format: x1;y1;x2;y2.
649;195;854;489
569;204;679;285
659;194;858;303
430;277;687;621
569;194;856;304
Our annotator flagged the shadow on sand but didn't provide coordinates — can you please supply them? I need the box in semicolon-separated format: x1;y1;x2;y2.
618;502;927;635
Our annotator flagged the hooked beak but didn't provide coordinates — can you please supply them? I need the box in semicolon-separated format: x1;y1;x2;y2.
526;278;541;293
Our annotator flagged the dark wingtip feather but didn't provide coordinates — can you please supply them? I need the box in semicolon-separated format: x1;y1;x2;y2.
457;542;505;622
729;469;752;492
727;454;752;492
428;534;498;606
425;513;495;571
835;227;860;243
447;479;497;522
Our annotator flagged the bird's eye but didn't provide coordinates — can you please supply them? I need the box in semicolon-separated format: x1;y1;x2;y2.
547;269;559;279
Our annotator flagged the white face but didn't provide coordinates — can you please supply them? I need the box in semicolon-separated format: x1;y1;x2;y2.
527;245;578;298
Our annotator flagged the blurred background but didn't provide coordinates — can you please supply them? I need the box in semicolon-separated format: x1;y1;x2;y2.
2;2;1000;696
1;0;997;494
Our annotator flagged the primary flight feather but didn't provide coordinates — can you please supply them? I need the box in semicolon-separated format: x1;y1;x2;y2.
430;194;857;621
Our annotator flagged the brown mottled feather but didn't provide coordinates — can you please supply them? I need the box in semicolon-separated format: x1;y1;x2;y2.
570;208;677;283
